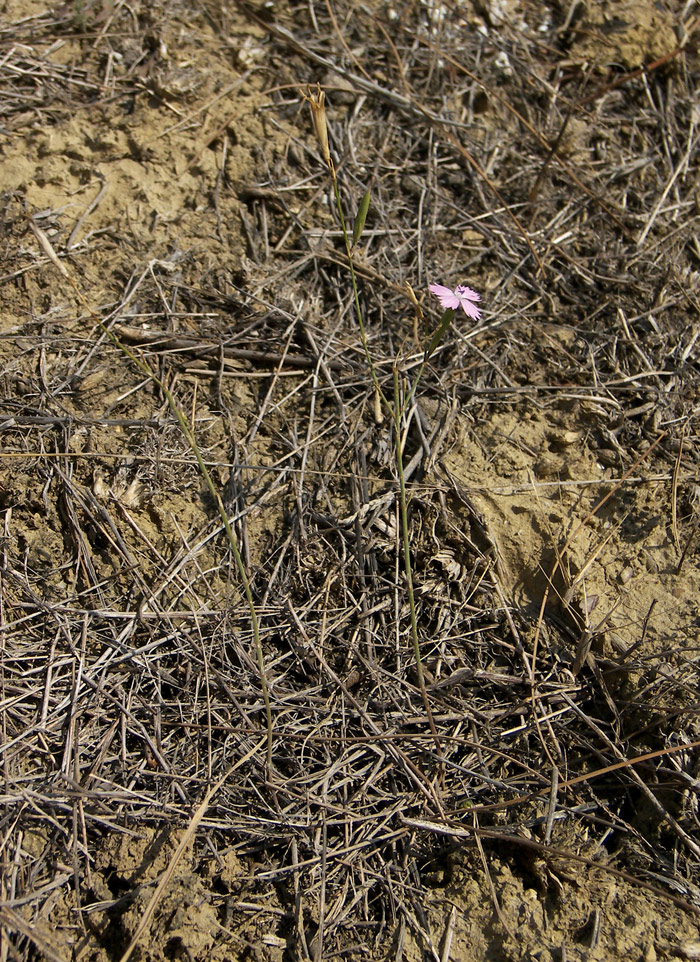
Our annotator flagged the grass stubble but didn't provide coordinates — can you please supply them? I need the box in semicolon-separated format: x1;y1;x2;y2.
1;0;700;958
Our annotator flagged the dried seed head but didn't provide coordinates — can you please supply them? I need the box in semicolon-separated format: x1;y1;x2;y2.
302;83;331;169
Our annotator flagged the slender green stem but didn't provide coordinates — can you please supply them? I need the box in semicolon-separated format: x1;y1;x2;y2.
327;151;442;763
402;357;427;412
331;176;388;410
392;368;440;747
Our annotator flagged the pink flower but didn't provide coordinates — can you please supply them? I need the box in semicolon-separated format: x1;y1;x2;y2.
429;283;482;320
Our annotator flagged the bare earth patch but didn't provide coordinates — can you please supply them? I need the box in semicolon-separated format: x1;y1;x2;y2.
1;0;699;960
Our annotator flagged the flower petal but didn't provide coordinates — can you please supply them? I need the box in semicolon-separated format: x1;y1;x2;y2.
455;285;481;302
428;284;460;310
458;298;481;321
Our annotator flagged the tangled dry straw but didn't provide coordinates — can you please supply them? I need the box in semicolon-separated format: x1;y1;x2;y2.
1;0;700;957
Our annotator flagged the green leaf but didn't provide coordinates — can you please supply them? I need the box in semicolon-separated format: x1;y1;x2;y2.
424;307;455;361
352;190;371;247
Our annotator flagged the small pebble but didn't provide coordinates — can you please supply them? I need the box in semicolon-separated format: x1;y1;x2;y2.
619;565;634;584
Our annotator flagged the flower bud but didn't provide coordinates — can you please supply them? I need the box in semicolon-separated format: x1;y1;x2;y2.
302;83;331;169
